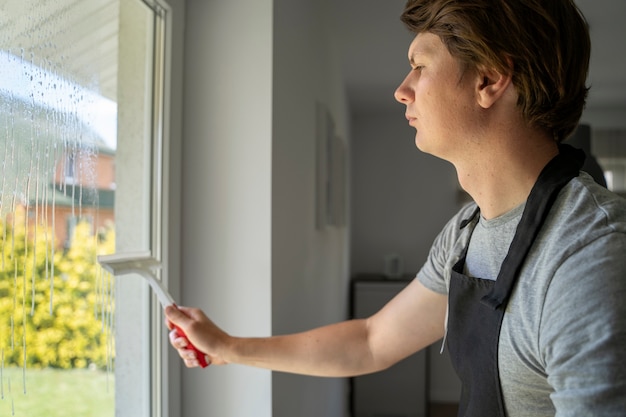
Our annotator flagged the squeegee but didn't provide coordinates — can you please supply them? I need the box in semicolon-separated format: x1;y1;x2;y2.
97;252;209;368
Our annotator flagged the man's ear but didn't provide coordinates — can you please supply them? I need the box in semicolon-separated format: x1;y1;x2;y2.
476;66;513;109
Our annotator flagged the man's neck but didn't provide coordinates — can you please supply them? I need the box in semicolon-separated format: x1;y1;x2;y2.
454;133;559;220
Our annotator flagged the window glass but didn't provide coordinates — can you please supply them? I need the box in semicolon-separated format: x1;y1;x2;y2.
0;0;168;415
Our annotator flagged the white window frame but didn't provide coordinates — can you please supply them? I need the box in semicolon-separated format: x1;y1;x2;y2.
115;0;183;416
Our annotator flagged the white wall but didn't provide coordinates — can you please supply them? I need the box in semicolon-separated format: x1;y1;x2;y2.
181;0;273;416
271;0;350;416
180;0;350;417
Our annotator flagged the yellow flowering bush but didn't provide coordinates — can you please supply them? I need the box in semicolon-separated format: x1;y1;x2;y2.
0;208;115;369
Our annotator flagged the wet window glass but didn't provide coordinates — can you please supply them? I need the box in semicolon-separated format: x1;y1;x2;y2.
0;0;167;415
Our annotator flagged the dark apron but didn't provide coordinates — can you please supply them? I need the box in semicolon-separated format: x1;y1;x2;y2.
447;145;585;417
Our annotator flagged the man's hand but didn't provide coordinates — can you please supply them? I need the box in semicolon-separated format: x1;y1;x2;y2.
165;305;231;368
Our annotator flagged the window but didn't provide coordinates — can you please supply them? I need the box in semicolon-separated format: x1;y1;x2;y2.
0;1;174;416
64;151;77;185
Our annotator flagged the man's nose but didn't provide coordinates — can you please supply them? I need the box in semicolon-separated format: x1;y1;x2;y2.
394;75;413;104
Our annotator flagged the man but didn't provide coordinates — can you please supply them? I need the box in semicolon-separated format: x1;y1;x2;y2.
166;1;626;415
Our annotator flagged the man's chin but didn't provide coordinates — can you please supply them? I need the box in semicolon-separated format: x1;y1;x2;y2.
414;134;428;153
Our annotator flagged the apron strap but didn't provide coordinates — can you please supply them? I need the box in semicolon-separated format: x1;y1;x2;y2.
481;144;585;310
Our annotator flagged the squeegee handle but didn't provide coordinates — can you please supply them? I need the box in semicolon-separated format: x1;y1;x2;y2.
172;323;209;368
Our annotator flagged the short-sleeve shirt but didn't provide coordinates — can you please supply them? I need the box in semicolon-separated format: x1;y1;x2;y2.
417;172;626;417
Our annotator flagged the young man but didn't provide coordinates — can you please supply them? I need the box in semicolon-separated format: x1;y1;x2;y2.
166;1;626;415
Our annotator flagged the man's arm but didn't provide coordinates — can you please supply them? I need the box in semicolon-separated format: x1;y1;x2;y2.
165;279;447;377
542;234;626;414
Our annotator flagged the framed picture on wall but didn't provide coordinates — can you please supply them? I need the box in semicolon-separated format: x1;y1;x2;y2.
316;102;346;229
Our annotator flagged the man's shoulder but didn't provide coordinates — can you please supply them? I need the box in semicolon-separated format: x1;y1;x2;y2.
441;202;480;236
528;172;626;289
552;172;626;235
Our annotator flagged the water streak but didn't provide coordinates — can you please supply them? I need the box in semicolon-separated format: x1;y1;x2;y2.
1;349;4;399
21;334;25;395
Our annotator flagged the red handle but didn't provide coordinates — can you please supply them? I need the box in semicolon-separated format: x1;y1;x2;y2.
172;323;209;368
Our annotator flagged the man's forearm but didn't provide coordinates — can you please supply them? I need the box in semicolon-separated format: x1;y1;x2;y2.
225;319;383;377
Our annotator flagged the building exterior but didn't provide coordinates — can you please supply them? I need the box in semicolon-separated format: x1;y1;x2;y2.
30;141;115;249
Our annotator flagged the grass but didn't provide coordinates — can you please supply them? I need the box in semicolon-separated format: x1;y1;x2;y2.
0;367;114;417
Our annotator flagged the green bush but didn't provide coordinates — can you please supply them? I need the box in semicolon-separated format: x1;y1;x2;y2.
0;207;115;369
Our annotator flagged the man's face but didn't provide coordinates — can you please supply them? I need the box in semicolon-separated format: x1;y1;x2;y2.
394;32;482;162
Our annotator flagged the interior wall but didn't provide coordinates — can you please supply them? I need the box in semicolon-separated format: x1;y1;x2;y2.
350;112;459;276
271;0;351;416
350;110;462;402
180;0;351;416
181;0;274;416
581;105;626;129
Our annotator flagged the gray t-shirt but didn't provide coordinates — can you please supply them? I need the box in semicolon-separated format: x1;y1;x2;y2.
417;172;626;416
465;202;525;280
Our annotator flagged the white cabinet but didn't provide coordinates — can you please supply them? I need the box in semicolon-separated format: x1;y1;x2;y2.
351;278;428;417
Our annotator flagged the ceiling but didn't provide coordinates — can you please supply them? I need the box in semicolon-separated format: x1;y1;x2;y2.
329;0;626;116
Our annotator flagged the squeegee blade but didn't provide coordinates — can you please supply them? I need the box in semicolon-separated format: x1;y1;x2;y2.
97;252;161;274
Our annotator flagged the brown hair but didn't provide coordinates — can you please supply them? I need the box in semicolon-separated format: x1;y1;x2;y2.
401;0;590;142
